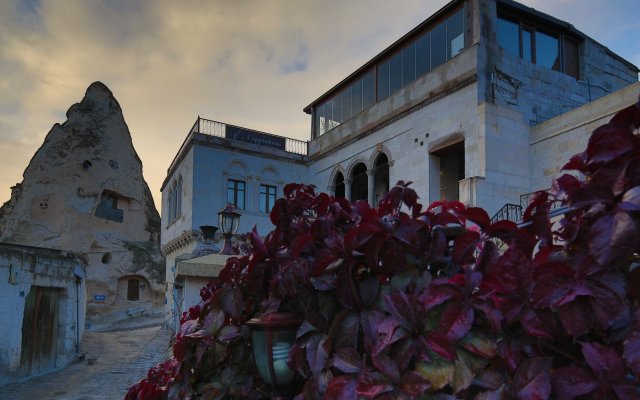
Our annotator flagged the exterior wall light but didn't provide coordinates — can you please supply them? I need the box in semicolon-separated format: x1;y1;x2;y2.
217;204;241;255
246;312;300;398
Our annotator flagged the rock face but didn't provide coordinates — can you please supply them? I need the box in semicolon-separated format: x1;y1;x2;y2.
0;82;165;325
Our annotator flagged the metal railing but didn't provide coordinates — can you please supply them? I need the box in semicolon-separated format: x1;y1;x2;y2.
490;203;523;224
190;117;308;156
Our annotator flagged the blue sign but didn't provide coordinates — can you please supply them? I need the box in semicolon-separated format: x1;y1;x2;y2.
94;294;106;302
226;125;285;150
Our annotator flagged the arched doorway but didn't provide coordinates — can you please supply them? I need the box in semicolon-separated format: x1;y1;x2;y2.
351;163;368;201
374;153;389;205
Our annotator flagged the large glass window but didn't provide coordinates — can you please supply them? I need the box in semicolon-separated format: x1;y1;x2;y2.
535;30;560;71
227;179;246;210
431;23;447;69
403;42;416;86
497;14;578;78
415;32;430;77
312;6;465;138
259;184;277;213
377;60;390;100
447;8;464;58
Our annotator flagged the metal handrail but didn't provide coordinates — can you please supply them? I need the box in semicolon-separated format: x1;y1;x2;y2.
490;203;523;224
191;117;308;156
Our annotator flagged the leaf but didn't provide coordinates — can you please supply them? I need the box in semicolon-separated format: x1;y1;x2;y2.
589;210;640;267
306;334;328;377
220;286;244;320
513;357;552;400
580;341;625;381
460;332;497;358
623;312;640;376
332;348;362;374
372;353;401;382
325;376;358;400
356;369;394;398
452;231;480;265
439;302;474;341
426;331;457;361
204;308;225;336
551;367;598;400
557;297;594;338
462;207;491;230
398;370;431;396
416;358;455;390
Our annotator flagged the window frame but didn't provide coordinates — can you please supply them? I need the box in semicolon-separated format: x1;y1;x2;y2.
227;179;246;210
496;12;580;79
259;184;277;213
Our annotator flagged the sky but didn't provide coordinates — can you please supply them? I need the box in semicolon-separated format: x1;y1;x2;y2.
1;0;638;212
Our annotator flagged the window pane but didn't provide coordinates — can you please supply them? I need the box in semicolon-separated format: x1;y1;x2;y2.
227;181;234;205
447;9;464;59
563;36;579;78
536;30;559;70
342;87;352;121
416;32;430;77
377;60;390;100
260;185;276;213
431;22;446;69
389;52;402;94
497;17;519;57
352;78;363;115
331;95;342;124
402;42;416;86
319;102;328;136
237;181;245;210
522;29;533;62
362;70;375;108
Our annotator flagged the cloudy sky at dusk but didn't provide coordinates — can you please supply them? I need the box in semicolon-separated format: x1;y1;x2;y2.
0;0;638;211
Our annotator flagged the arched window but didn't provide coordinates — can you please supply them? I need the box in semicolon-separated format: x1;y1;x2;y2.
333;171;345;198
351;163;368;201
374;153;390;205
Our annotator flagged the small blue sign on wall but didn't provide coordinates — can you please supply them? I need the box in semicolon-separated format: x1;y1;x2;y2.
94;294;106;302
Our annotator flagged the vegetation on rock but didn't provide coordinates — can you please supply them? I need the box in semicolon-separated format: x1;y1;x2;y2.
127;101;640;399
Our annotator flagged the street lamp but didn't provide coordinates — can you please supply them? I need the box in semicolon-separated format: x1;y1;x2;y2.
218;204;241;255
246;312;300;398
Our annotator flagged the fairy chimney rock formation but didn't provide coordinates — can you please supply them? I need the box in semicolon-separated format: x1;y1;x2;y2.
0;82;164;325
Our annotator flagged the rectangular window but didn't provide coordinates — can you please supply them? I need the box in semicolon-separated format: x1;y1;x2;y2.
342;87;353;121
402;42;416;86
227;179;246;210
446;9;464;58
259;184;277;213
352;78;363;115
536;30;560;71
497;17;519;57
362;70;375;108
389;52;402;94
497;14;577;78
377;60;390;100
415;32;430;77
431;22;447;69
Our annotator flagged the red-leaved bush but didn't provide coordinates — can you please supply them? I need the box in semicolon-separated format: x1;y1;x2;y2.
126;102;640;399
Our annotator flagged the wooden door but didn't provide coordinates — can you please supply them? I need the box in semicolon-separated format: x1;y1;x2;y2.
19;287;60;377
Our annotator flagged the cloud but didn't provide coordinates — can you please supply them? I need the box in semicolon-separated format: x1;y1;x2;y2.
0;0;637;212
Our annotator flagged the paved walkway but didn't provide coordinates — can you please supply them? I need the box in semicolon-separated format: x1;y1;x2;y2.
0;320;172;400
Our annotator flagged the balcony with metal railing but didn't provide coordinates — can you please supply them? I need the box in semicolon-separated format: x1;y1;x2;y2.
190;117;308;156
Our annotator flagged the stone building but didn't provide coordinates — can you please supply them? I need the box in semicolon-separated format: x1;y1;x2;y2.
161;0;638;323
0;243;86;385
0;82;165;327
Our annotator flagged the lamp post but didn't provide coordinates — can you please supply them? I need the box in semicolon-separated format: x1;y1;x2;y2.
246;312;300;398
218;204;241;255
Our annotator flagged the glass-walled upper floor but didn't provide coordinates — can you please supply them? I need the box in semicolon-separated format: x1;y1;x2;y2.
312;5;465;139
